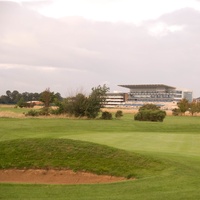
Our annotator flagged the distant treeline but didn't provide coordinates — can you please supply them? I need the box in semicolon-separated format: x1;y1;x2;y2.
0;90;63;104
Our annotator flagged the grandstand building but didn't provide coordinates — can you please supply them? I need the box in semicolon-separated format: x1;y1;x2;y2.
104;84;193;109
104;92;128;107
118;84;193;103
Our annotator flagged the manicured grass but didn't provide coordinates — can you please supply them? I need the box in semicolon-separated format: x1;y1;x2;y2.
0;114;200;199
0;117;200;157
0;138;165;178
0;115;200;138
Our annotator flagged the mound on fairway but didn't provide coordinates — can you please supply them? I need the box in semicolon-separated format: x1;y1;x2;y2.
0;138;166;179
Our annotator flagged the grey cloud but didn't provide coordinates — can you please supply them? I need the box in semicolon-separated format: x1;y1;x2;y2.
159;7;200;24
0;2;200;97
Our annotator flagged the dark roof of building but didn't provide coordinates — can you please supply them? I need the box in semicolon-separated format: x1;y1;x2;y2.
118;84;176;90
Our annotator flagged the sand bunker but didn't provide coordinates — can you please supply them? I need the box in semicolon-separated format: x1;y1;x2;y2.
0;169;126;184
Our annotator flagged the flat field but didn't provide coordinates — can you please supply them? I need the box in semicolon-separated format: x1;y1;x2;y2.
0;106;200;199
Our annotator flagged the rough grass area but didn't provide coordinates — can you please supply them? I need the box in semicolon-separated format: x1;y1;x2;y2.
0;138;165;179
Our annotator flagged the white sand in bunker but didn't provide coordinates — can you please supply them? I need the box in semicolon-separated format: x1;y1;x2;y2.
0;169;127;184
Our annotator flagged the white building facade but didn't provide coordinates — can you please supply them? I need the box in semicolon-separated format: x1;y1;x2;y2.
118;84;193;103
104;84;193;109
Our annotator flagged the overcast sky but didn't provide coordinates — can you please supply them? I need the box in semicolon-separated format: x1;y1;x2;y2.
1;0;200;97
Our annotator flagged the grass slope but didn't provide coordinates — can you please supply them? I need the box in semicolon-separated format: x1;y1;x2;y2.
0;138;165;178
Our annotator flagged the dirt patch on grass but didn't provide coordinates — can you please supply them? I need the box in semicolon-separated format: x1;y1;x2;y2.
0;169;127;185
102;108;138;114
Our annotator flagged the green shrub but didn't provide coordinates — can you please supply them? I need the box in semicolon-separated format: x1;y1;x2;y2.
172;108;181;116
39;107;50;116
25;110;39;117
50;108;62;115
25;107;51;117
134;110;166;122
115;110;123;119
139;104;160;111
101;111;112;120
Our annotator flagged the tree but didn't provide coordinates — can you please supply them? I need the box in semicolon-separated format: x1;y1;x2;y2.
12;90;21;104
197;102;200;113
70;93;88;117
40;88;55;108
0;89;62;106
188;101;200;116
4;90;21;104
0;95;10;104
21;92;29;102
188;101;198;116
6;90;12;99
85;85;109;119
177;98;189;115
54;92;63;102
53;84;109;119
21;92;40;102
17;97;25;108
5;90;12;104
39;88;55;115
